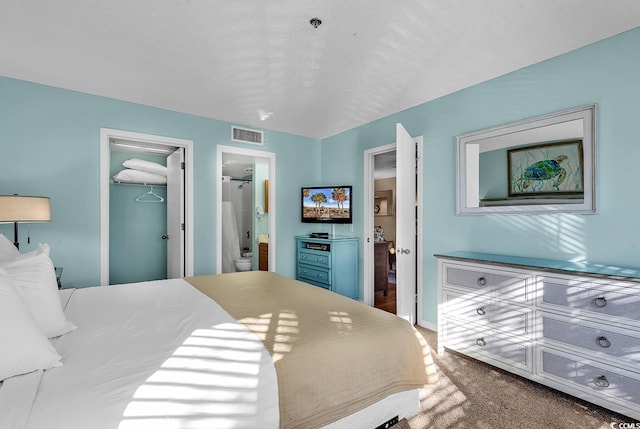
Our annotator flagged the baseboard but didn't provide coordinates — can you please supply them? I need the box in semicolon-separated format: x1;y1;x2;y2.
418;319;436;331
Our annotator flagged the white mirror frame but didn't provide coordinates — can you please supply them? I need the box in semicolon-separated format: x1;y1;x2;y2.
456;104;596;215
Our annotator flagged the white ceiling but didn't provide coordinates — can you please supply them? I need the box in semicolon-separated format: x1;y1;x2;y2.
1;1;639;139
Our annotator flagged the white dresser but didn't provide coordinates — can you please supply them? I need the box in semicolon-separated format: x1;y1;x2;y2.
437;252;640;420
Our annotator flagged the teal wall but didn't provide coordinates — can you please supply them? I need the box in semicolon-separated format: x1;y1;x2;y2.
0;77;320;287
109;151;167;284
3;27;640;327
321;27;640;325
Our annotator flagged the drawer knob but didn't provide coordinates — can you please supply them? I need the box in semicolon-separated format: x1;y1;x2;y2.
593;296;608;308
476;307;486;316
477;277;487;286
597;336;611;348
475;337;486;347
594;375;610;388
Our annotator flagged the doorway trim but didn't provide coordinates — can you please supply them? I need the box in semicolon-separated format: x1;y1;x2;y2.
99;128;194;286
216;144;276;273
363;137;424;323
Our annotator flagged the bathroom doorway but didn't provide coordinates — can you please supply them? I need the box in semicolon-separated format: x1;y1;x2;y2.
216;145;275;273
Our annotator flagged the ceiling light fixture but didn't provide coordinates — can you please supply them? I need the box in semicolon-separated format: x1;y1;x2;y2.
258;110;273;121
309;17;322;28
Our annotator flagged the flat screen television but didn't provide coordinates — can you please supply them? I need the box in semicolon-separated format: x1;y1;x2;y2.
301;186;352;224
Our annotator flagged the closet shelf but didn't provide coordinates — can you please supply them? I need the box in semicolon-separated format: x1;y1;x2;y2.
110;180;167;188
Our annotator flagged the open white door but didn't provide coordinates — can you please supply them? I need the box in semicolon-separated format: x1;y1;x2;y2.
166;148;185;278
395;123;416;324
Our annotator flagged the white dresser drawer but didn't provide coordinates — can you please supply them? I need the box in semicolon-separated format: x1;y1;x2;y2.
538;275;640;325
443;290;532;337
443;263;530;303
442;319;532;372
539;312;640;366
539;347;640;410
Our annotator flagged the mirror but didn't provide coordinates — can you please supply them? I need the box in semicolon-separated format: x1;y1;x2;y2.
457;104;596;215
374;190;394;215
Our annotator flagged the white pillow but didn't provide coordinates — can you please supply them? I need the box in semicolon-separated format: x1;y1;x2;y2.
0;251;76;338
0;271;62;381
0;233;19;261
112;169;167;185
122;158;167;177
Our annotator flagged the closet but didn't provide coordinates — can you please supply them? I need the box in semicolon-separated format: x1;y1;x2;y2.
109;143;180;285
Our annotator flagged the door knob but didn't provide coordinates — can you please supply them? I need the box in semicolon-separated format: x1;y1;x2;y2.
397;248;411;255
162;235;169;240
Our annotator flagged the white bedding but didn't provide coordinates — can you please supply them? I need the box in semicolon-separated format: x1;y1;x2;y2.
1;279;421;429
6;279;279;429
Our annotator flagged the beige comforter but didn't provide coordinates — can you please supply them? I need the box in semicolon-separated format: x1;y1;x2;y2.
186;271;437;429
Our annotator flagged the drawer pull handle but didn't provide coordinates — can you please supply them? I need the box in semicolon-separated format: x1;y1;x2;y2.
594;375;610;388
593;296;608;308
476;307;486;316
477;277;487;286
597;336;611;348
475;337;486;347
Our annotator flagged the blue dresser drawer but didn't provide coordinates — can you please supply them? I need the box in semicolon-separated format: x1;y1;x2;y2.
298;249;331;269
298;264;331;286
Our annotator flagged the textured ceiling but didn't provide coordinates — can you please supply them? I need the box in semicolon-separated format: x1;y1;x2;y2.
1;1;639;139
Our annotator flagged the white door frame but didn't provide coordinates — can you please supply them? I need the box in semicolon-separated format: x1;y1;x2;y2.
216;145;276;273
363;137;423;323
99;128;194;286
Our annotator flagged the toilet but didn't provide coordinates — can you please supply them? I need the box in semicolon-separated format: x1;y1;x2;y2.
234;252;252;272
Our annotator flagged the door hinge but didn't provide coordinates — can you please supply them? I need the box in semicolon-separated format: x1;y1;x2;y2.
181;162;185;170
181;223;185;231
415;294;418;303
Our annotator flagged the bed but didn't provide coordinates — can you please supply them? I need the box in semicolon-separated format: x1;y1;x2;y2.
0;243;437;429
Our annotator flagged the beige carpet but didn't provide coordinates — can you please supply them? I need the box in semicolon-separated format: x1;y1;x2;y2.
395;326;635;429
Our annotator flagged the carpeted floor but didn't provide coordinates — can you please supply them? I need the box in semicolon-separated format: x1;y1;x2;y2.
396;326;636;429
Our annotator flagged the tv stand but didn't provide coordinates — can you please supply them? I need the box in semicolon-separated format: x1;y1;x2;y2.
295;236;358;299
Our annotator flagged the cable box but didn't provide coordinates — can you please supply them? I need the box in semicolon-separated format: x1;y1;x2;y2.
310;232;329;239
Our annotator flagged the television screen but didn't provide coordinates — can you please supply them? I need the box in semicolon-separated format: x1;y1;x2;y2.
301;186;352;224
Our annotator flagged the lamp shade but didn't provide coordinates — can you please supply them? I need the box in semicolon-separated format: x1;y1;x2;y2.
0;196;51;222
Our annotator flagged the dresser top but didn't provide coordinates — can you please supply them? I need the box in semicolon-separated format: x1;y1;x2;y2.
435;251;640;281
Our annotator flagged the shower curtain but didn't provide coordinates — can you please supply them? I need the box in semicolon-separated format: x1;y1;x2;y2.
221;201;241;273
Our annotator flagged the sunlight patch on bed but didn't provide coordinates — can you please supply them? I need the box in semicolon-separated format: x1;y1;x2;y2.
118;322;265;429
238;311;299;363
328;310;353;333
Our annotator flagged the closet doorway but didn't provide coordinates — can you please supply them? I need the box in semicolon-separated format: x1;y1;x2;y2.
217;145;275;274
99;129;194;286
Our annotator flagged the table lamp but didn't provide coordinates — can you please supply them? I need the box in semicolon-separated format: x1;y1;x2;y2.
0;195;51;250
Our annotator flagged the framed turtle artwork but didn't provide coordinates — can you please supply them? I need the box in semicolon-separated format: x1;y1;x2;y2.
508;139;584;197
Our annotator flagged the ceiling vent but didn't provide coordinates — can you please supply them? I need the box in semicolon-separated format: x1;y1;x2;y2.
231;126;264;145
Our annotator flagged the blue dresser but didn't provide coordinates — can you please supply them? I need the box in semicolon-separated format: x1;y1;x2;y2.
295;236;358;299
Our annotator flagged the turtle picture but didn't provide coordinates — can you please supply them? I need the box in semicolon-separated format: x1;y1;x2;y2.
516;154;568;191
508;140;583;196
